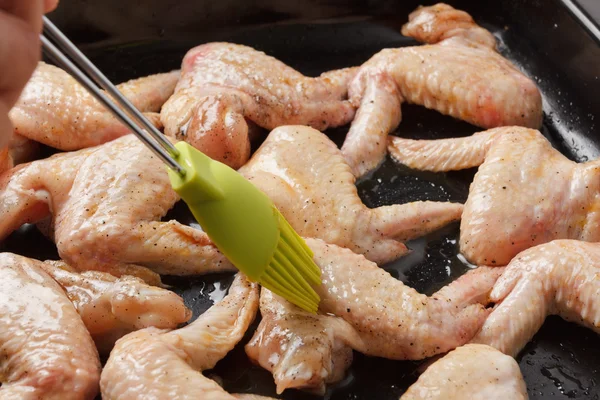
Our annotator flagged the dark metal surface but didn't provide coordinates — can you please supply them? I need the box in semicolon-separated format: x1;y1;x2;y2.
2;0;599;398
577;0;600;22
566;0;600;41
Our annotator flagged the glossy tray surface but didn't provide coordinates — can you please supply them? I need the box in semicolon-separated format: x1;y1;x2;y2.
4;0;600;398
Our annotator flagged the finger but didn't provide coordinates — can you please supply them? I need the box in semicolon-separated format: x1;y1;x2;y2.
44;0;59;12
0;0;44;32
0;10;40;107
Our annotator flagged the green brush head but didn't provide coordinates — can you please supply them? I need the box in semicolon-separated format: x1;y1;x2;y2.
167;141;321;313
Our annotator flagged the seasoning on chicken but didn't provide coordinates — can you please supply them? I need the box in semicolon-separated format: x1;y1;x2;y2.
388;126;600;266
100;274;260;400
472;240;600;357
239;125;463;265
245;238;502;394
401;344;528;400
0;253;100;399
0;134;235;277
40;260;192;354
10;62;179;150
161;42;357;169
342;3;542;176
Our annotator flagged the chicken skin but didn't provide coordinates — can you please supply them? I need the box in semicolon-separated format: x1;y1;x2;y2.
0;134;234;277
0;253;100;400
101;274;260;400
388;127;600;266
472;240;600;357
342;3;542;176
160;42;357;169
40;260;191;354
246;287;360;394
0;147;11;174
245;238;502;394
10;62;179;151
401;344;528;400
8;134;40;165
239;126;463;265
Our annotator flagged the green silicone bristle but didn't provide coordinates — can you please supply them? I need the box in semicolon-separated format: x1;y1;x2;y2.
276;211;322;286
258;209;321;313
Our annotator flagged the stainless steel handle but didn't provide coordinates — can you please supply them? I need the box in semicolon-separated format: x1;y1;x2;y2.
40;16;185;176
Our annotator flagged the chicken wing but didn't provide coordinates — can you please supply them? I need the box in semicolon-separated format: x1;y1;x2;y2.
10;62;179;150
0;134;234;276
161;42;357;169
0;253;100;400
472;240;600;357
401;344;528;400
239;125;463;264
388;127;600;266
245;238;502;394
40;260;191;354
101;273;260;400
342;3;542;176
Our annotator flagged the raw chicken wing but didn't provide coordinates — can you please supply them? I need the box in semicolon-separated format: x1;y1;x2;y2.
472;240;600;356
0;134;234;276
161;42;357;168
10;62;179;150
342;3;542;176
0;253;100;399
101;274;261;400
40;260;192;354
245;238;502;393
388;126;600;266
401;344;528;400
239;126;463;265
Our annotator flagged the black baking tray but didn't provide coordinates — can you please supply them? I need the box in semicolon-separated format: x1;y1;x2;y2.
3;0;600;398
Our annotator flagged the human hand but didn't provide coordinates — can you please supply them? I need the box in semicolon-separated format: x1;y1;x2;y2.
0;0;59;149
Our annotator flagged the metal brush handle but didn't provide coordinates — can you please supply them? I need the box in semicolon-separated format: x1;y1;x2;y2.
40;16;185;176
